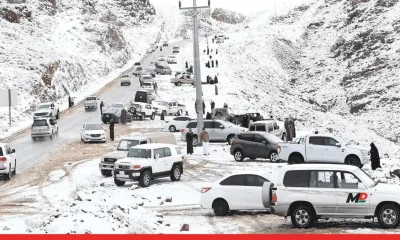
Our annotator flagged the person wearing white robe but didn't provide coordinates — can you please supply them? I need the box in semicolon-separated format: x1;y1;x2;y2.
200;127;210;155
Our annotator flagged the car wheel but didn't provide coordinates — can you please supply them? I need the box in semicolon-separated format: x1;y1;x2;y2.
101;170;112;177
291;205;315;228
269;151;279;163
5;164;12;181
12;160;16;175
50;131;54;140
170;165;182;181
139;170;152;188
169;125;176;132
140;114;145;121
234;150;244;162
345;156;361;168
150;113;155;120
289;154;304;164
216;113;222;117
114;176;125;186
213;199;229;216
177;82;182;86
378;204;400;229
227;134;234;145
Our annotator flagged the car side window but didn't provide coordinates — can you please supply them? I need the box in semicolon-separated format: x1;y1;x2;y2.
283;170;310;188
140;141;147;144
336;172;360;189
249;125;256;131
175;147;182;155
204;121;213;129
267;124;273;132
257;125;266;131
220;175;246;186
164;147;172;157
187;122;197;128
309;137;324;145
238;134;254;142
324;137;339;146
316;171;335;188
246;175;269;187
254;135;266;143
154;148;165;158
273;122;279;130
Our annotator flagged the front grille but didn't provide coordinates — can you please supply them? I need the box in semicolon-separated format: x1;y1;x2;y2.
117;165;130;170
104;158;117;163
35;113;48;116
90;134;101;137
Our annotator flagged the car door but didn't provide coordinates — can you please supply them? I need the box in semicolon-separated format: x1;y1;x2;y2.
204;121;217;140
219;175;247;210
334;171;370;216
237;134;254;157
153;148;166;174
306;171;337;215
245;174;270;209
253;134;269;158
306;137;325;162
163;147;174;172
213;121;226;141
145;104;152;116
322;137;346;163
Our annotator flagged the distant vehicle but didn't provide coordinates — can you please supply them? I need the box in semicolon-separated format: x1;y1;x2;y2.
230;132;282;162
84;96;99;111
200;172;272;216
211;108;230;120
141;82;155;99
167;55;177;64
183;36;190;40
217;34;228;40
120;75;131;86
164;116;193;132
134;62;141;66
277;134;370;167
81;123;106;143
170;73;194;86
155;65;172;75
31;118;58;141
113;144;184;187
134;90;152;104
101;103;133;124
99;133;177;177
163;41;169;47
128;102;156;121
226;113;264;126
172;46;180;54
153;101;186;116
139;74;154;87
133;66;146;76
0;143;16;180
33;102;60;120
249;120;286;141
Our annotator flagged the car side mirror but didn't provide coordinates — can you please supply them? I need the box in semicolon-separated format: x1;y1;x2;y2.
358;182;366;190
262;141;267;145
11;149;15;153
335;143;341;148
220;125;224;129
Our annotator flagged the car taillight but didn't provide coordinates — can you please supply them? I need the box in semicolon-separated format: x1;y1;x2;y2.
0;157;7;162
277;145;281;154
232;139;236;144
133;165;141;169
272;191;277;203
201;187;211;193
181;129;185;133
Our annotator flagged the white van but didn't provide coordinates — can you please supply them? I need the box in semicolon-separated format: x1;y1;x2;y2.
249;120;286;141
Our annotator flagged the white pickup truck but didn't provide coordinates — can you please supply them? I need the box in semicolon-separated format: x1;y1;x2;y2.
277;134;370;168
153;101;186;116
33;102;60;120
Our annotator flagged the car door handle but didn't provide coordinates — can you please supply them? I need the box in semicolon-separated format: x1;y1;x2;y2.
309;191;319;194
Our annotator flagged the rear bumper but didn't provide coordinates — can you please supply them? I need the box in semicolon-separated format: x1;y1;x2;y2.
83;136;106;142
85;105;97;109
199;194;213;209
270;204;289;216
0;165;10;174
31;132;52;137
113;169;141;181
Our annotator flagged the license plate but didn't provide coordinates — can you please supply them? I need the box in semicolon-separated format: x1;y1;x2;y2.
132;173;140;177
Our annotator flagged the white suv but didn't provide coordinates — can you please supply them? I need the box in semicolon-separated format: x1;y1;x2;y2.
0;143;16;180
31;118;59;141
129;102;156;120
33;102;59;119
262;164;400;229
113;144;184;187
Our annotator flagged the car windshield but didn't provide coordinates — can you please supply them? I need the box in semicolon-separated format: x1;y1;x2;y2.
263;133;283;144
84;124;102;130
112;104;124;108
86;97;96;101
117;140;139;151
354;168;375;188
143;76;152;80
38;104;50;110
128;148;152;159
33;120;48;127
143;83;152;86
158;101;168;106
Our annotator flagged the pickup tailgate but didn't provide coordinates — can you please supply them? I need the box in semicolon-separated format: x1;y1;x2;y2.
277;142;305;161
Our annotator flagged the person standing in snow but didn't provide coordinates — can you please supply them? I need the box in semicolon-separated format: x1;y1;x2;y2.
284;117;291;141
370;142;382;170
207;46;209;55
186;129;194;155
212;38;214;43
109;118;115;141
288;115;296;140
211;60;214;68
216;49;218;54
207;61;210;68
209;55;212;59
100;101;104;115
120;108;127;124
216;60;219;68
210;100;215;110
214;75;218;84
202;101;205;114
206;112;212;119
206;75;210;84
161;110;165;120
200;127;210;156
223;103;228;109
185;61;188;69
68;96;72;108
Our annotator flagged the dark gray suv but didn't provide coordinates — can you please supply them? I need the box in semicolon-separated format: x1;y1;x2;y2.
230;132;283;162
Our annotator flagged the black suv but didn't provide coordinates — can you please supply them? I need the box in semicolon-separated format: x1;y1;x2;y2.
226;113;264;127
230;132;282;162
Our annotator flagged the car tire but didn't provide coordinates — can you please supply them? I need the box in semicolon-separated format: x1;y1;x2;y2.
234;149;244;162
269;151;279;163
345;156;361;168
289;154;304;164
213;199;229;216
216;113;222;117
169;125;176;132
12;160;16;175
170;165;182;181
140;114;145;121
377;203;400;229
227;134;235;145
101;170;112;177
114;176;125;186
150;113;155;120
139;170;152;188
177;82;182;86
291;205;316;228
5;164;12;181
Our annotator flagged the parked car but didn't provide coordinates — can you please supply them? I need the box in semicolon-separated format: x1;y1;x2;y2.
134;62;141;66
99;133;177;177
134;90;152;104
277;134;370;167
181;120;245;145
164;116;193;132
139;74;154;87
133;66;146;76
264;164;400;229
211;108;230;120
153;101;186;116
163;41;168;47
173;46;180;53
128;102;156;121
249;120;286;141
167;55;177;64
113;143;184;187
155;65;172;75
230;132;282;162
33;102;60;120
81;123;106;143
200;172;272;216
101;103;133;124
31;118;58;141
0;143;16;180
84;96;99;111
226;113;264;126
120;75;131;86
141;82;156;99
170;73;194;86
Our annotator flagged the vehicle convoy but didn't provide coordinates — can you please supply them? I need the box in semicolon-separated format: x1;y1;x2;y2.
153;101;186;116
277;134;370;167
33;102;60;120
181;119;245;145
99;133;177;177
128;102;156;121
164;116;193;132
167;55;177;64
81;123;106;143
101;103;133;124
249;120;286;141
31;118;58;141
170;73;194;86
200;172;272;216
134;90;152;104
230;132;283;162
113;143;184;187
0;143;16;180
120;75;131;86
84;96;98;111
172;46;180;53
263;164;400;229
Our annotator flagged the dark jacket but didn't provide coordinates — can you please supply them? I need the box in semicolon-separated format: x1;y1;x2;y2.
370;142;381;170
186;132;194;142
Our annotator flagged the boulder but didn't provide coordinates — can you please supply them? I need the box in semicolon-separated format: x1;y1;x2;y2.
180;224;189;232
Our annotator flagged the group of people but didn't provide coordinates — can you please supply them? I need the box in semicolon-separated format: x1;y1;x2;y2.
184;61;194;74
185;127;210;156
206;75;218;84
242;113;263;128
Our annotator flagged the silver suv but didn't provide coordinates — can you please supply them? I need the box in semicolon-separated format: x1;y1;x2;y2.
31;118;59;141
84;96;98;111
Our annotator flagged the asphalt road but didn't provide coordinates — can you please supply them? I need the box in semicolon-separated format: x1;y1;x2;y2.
10;39;189;172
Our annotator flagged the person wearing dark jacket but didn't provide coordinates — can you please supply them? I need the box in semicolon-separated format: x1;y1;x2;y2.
100;101;104;115
216;49;218;54
214;75;218;84
186;129;194;154
211;60;214;68
161;111;165;120
210;100;215;110
109;119;115;141
223;103;228;109
68;96;72;108
206;75;210;84
207;61;210;68
212;38;214;43
370;142;382;170
209;55;212;59
121;108;127;124
185;61;188;69
216;60;219;68
203;101;205;114
206;112;212;119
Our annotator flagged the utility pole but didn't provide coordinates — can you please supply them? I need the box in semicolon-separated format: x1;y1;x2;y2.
179;0;210;146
